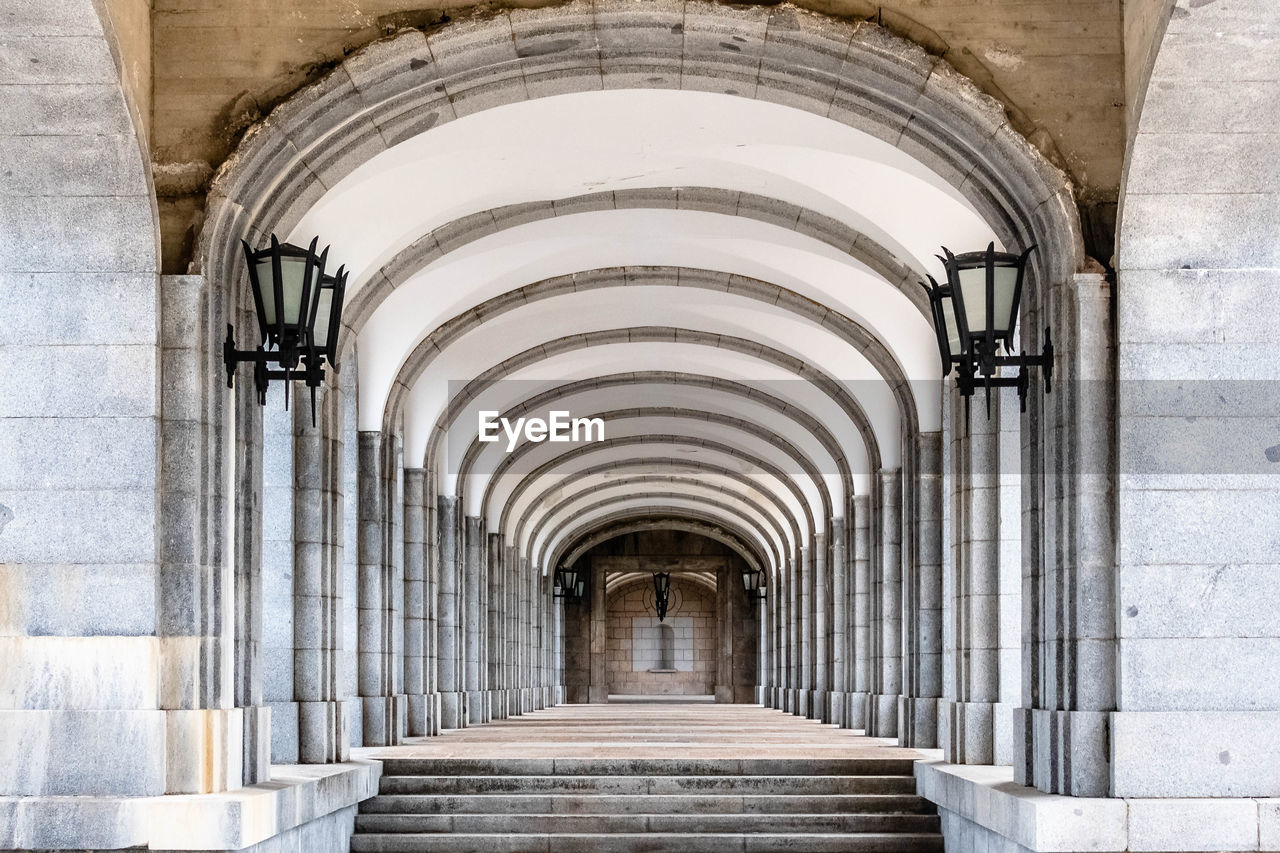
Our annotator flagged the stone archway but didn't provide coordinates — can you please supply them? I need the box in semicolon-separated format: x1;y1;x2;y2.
154;0;1093;815
562;528;759;704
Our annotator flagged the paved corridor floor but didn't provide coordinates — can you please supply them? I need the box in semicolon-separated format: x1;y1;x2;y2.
357;703;928;761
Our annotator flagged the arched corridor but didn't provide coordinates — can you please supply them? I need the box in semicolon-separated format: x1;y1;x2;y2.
4;0;1280;850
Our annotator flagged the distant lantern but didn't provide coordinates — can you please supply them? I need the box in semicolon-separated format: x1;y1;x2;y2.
554;565;584;604
740;568;765;601
652;572;672;622
922;242;1052;416
223;234;348;424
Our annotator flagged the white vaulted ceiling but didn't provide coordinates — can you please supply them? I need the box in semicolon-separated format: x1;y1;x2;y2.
199;6;1079;579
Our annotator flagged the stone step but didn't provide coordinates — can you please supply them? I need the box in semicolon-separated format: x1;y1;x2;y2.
377;757;919;777
349;832;946;852
359;792;935;815
377;775;919;796
354;812;942;834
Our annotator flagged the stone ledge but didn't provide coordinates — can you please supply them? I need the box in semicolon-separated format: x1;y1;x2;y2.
0;759;380;851
916;758;1280;852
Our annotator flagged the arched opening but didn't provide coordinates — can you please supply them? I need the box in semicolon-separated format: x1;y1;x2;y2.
190;3;1083;783
562;529;758;703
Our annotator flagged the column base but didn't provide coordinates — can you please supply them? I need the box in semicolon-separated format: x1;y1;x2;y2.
360;695;406;747
439;691;466;730
242;704;272;786
0;760;380;852
299;699;349;763
425;692;442;736
900;696;940;749
866;693;899;738
847;692;868;730
167;707;250;793
808;686;829;722
827;691;848;727
407;694;430;737
465;690;488;725
1019;707;1110;796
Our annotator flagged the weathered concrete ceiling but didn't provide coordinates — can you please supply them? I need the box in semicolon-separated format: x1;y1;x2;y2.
150;0;1124;272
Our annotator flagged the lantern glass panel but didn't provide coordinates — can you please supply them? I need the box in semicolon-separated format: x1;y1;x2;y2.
280;255;316;326
990;264;1019;336
311;287;334;349
255;259;277;326
957;265;989;336
254;256;319;328
940;293;960;353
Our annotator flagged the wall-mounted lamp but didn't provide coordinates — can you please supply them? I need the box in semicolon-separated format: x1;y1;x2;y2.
553;565;585;603
652;572;671;622
922;242;1053;416
223;234;348;424
740;568;766;601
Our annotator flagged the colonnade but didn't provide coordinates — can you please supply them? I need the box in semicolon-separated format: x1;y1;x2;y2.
258;384;561;763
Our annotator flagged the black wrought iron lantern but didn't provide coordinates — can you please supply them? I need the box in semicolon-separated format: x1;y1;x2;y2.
554;565;584;603
740;568;765;601
223;234;348;424
652;572;672;622
922;242;1052;415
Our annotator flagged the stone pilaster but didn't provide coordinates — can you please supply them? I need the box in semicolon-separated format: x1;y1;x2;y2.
829;516;849;727
463;516;487;723
798;545;813;717
436;496;464;728
1016;271;1115;795
293;384;348;762
867;470;902;738
783;548;793;712
944;393;1004;765
901;431;943;748
403;469;429;736
849;495;871;730
356;431;401;745
164;276;255;792
588;562;609;703
810;532;828;721
422;478;441;735
261;385;295;763
715;566;734;703
486;533;504;720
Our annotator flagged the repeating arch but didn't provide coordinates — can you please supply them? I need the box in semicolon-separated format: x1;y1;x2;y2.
560;517;770;575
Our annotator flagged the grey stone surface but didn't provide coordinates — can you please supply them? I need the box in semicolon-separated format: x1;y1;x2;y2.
0;709;165;796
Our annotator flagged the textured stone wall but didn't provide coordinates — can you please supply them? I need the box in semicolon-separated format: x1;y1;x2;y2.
607;581;717;696
1115;0;1280;798
0;0;166;798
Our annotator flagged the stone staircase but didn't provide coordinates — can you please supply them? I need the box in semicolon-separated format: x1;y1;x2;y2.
349;756;943;852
